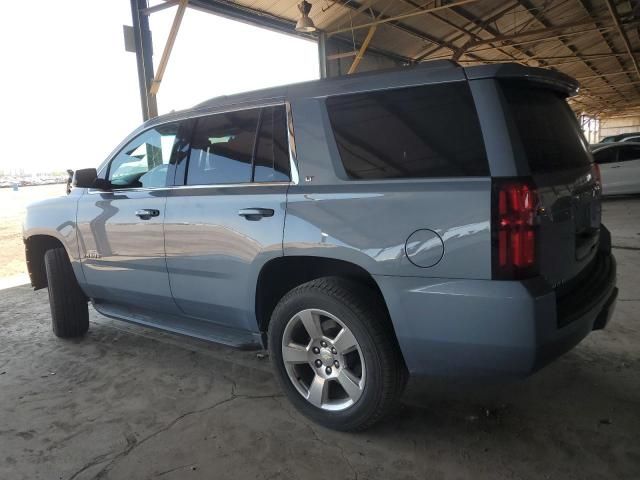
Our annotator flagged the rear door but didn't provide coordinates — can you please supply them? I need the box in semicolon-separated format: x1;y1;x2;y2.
499;82;600;286
610;145;640;194
77;122;184;312
164;104;290;331
593;146;621;195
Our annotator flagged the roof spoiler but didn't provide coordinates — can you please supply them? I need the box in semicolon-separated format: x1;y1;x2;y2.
464;63;579;96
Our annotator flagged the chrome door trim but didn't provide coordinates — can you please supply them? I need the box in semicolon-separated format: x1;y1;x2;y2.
86;181;293;195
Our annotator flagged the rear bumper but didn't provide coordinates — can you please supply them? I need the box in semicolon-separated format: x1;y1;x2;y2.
375;253;617;379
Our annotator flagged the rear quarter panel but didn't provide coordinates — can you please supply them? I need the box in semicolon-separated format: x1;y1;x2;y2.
284;97;492;279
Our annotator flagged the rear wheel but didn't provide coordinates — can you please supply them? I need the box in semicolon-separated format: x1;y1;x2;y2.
269;277;407;431
44;248;89;338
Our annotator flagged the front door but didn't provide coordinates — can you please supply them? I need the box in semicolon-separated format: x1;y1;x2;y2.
164;104;291;330
77;122;183;313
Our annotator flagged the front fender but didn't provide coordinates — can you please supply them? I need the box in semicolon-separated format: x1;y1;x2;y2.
23;190;85;287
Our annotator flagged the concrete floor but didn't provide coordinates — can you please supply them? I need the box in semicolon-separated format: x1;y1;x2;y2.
1;198;639;480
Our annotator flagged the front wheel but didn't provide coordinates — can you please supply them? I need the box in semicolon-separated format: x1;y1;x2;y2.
269;277;407;431
44;248;89;338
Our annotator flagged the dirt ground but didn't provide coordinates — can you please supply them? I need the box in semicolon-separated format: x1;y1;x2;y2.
0;184;66;279
0;198;638;480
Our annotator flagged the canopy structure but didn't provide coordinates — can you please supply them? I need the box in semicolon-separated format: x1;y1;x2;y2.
130;0;640;119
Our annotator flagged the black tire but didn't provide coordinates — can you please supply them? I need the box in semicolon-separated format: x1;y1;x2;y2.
44;248;89;338
269;277;407;431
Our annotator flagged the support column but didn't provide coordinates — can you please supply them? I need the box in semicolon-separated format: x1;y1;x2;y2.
318;31;328;79
130;0;158;121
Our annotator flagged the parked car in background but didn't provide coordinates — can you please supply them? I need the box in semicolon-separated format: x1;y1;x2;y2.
619;135;640;143
23;62;618;431
592;142;640;195
599;132;640;143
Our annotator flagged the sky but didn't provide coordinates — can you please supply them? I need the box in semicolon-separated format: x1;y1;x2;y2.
0;1;318;174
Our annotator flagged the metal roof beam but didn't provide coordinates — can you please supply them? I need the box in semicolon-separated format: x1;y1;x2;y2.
328;0;485;63
575;0;632;88
328;35;414;66
142;0;180;15
327;0;480;36
604;0;640;80
162;0;315;40
348;25;378;74
149;0;188;97
516;0;631;105
445;5;545;64
469;18;612;48
450;52;631;64
414;2;523;60
397;0;523;63
577;70;638;80
465;23;637;55
582;79;640;90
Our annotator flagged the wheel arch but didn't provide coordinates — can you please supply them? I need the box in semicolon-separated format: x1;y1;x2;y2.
24;234;67;289
254;256;392;336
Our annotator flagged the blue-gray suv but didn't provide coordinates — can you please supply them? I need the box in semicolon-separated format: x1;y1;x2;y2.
24;62;618;431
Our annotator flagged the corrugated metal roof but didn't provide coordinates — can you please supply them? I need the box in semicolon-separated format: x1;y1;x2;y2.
186;0;640;117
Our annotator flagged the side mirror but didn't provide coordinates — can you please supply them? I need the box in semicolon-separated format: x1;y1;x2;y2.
73;168;112;190
73;168;97;188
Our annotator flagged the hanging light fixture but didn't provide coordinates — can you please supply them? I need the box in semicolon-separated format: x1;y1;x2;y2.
295;1;317;33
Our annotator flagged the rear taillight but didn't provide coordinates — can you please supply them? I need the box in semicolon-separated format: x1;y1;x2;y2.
492;179;538;279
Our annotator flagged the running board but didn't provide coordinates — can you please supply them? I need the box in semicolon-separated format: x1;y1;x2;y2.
92;301;262;350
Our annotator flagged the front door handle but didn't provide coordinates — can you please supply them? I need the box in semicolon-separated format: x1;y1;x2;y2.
135;209;160;220
238;208;274;220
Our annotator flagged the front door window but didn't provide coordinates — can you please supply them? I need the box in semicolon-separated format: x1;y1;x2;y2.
108;123;179;188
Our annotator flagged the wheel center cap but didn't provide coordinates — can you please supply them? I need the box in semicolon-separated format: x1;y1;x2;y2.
319;348;334;367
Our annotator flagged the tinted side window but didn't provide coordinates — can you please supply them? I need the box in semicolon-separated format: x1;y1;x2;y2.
594;148;618;165
108;123;178;188
325;83;488;179
187;109;260;185
619;145;640;162
254;106;290;182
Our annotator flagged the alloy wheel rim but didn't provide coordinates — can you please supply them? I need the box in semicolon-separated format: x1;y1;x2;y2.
281;308;366;411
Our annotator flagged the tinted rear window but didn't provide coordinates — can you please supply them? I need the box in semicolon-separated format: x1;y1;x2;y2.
326;82;488;179
254;105;290;182
500;82;591;173
186;109;260;185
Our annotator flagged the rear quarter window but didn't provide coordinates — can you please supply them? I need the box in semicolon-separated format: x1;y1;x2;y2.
325;82;488;180
500;82;592;174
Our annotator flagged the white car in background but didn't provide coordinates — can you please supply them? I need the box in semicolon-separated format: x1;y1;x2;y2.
592;142;640;195
598;132;640;143
620;135;640;143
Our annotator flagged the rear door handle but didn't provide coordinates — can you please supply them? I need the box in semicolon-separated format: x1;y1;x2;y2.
611;165;621;169
238;208;274;220
135;209;160;220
